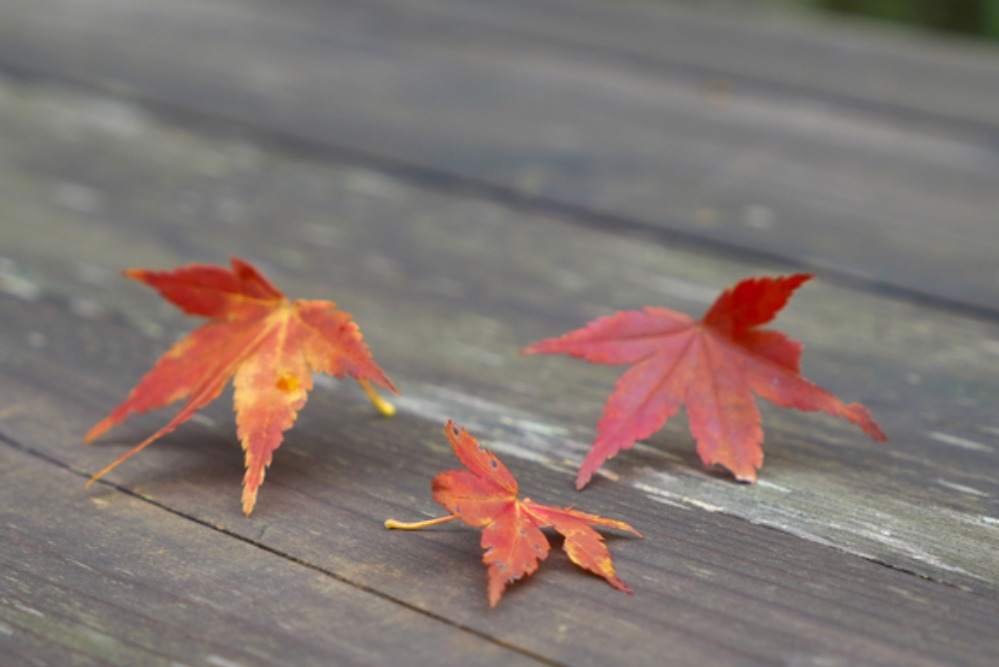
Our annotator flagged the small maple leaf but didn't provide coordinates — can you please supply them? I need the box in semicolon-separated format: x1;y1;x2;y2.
523;274;886;488
386;421;641;607
85;257;398;515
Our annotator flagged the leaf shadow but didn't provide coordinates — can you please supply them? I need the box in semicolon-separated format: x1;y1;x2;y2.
85;420;242;491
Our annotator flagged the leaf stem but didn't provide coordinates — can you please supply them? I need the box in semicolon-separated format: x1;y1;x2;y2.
384;514;458;530
358;378;395;417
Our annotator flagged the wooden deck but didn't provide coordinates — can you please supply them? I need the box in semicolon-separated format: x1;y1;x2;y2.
1;0;998;664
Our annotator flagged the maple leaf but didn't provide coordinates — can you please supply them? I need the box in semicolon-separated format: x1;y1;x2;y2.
523;274;886;489
386;421;640;607
85;257;397;515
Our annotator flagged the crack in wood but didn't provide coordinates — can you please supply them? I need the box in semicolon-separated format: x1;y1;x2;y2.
0;429;566;667
0;64;996;326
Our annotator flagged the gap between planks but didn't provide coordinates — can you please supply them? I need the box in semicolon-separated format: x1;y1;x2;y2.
0;429;566;667
0;64;996;326
1;410;988;611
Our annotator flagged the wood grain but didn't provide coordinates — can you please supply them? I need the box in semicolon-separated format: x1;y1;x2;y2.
1;74;998;665
0;446;545;667
1;290;997;666
0;74;997;594
0;1;997;664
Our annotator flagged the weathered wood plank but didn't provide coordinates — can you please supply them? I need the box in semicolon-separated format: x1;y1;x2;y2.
0;75;997;595
0;0;997;314
0;449;544;666
1;74;998;666
3;296;998;667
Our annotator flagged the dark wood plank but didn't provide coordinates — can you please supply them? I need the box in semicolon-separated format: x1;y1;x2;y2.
1;74;998;665
0;448;544;666
1;0;998;314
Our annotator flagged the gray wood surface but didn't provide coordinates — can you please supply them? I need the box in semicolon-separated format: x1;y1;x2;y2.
1;1;998;665
1;0;998;314
1;446;538;667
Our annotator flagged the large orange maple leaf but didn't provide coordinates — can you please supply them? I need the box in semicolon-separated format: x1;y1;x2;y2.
387;421;640;607
85;257;397;515
524;274;886;489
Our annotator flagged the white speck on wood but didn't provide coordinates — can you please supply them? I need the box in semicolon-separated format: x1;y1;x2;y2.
0;270;40;301
601;466;624;479
936;478;989;498
757;479;790;493
742;204;776;231
206;656;245;667
929;431;994;453
634;472;729;512
787;654;853;667
26;332;45;348
69;559;96;573
632;483;690;509
53;182;104;213
343;169;403;200
68;296;105;319
680;496;727;513
190;413;218;429
13;602;44;618
76;98;147;137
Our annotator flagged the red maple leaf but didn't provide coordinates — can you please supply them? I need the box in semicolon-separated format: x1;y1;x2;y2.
524;274;886;488
85;257;397;515
386;421;641;607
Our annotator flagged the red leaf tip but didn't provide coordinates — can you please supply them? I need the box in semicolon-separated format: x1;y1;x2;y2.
702;273;813;335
